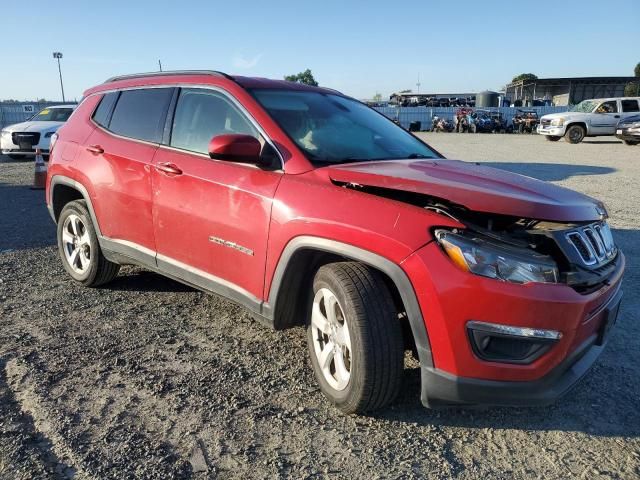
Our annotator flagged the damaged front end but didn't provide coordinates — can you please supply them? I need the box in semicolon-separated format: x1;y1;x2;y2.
340;182;620;294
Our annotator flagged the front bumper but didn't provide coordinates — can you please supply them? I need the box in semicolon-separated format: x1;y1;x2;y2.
537;125;565;136
402;241;625;407
615;128;640;142
1;136;51;156
420;287;622;407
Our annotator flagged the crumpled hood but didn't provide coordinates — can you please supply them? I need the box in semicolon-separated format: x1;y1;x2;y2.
326;159;605;222
2;121;63;132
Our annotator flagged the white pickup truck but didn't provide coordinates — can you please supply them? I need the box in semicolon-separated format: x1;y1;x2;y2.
538;97;640;143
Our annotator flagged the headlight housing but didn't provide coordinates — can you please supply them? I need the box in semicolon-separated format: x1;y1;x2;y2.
435;229;559;284
550;117;565;127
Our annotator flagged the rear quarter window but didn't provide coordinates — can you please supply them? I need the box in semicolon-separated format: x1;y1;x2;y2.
92;92;119;128
108;88;174;143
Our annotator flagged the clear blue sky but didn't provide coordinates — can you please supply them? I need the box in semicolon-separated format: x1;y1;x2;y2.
3;0;639;101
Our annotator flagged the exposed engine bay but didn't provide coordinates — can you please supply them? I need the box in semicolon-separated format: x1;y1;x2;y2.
338;182;619;292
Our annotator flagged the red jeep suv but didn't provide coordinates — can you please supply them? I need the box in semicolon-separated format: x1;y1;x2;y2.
45;71;625;413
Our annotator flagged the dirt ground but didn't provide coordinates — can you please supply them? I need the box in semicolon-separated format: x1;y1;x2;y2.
1;134;639;479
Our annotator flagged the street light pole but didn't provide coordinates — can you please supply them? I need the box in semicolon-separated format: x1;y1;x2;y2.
52;52;65;102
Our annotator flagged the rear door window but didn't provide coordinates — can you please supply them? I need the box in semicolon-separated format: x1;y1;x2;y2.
109;88;174;143
621;99;640;112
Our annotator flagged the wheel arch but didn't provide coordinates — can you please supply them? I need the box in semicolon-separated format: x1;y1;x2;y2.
264;236;434;368
566;121;588;134
49;176;103;237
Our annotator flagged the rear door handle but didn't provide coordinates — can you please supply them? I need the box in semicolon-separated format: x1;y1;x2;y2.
86;145;104;154
155;162;183;176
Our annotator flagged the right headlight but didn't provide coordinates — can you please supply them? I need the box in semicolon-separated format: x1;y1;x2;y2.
435;229;559;284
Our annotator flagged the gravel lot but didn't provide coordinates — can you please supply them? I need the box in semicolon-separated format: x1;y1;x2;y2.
1;134;639;479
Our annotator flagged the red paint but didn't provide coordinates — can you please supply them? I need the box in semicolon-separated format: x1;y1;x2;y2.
208;134;262;161
326;159;605;222
47;72;624;390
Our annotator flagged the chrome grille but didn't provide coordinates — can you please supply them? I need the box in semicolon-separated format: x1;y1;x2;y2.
565;222;616;266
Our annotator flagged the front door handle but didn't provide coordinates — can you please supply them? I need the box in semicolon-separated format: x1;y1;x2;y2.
614;115;620;118
155;162;183;176
86;145;104;154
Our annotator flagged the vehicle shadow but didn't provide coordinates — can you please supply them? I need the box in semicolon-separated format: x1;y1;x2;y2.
581;140;623;145
481;162;616;182
377;227;639;438
106;269;195;293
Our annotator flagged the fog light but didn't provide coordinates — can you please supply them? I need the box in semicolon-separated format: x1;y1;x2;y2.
467;321;561;364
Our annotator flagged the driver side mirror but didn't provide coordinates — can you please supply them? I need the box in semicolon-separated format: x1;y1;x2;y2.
208;134;262;164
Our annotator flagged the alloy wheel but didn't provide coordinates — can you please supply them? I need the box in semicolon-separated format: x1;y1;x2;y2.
311;288;352;391
61;214;91;274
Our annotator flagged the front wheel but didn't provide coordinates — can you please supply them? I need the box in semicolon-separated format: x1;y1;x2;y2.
546;136;561;141
623;140;639;146
307;262;404;414
564;125;585;144
57;200;120;286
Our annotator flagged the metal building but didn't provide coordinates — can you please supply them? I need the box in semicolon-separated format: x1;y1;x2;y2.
505;76;637;106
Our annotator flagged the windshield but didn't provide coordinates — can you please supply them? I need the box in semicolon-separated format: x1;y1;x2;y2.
570;100;597;113
31;108;73;122
251;89;438;165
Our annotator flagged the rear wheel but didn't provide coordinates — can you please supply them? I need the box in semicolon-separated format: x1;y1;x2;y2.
546;136;561;141
564;125;585;144
57;200;120;287
307;262;404;414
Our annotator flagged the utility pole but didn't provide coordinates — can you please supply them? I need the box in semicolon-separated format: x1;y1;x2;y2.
158;59;163;72
52;52;65;102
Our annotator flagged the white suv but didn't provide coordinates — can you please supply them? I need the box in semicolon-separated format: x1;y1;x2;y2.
538;97;640;144
1;105;76;159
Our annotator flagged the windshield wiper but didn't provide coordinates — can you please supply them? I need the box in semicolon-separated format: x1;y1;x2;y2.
407;153;429;159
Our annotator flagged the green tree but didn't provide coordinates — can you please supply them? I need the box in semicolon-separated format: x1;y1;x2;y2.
511;73;538;83
623;62;640;96
624;82;639;97
284;69;318;86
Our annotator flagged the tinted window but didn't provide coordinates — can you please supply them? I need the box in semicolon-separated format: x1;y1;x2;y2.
621;100;640;112
109;88;173;143
92;92;119;127
170;88;258;154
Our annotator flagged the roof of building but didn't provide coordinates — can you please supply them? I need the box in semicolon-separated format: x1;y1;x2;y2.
506;76;637;87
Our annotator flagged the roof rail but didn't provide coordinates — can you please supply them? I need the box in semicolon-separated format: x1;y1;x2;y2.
104;70;234;83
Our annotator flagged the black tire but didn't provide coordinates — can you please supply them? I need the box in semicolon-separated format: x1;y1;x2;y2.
307;262;404;414
7;154;26;160
57;200;120;287
546;136;561;142
564;124;585;144
623;140;639;146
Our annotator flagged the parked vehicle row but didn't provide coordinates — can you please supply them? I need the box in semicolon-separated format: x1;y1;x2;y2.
45;70;624;414
538;97;640;144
